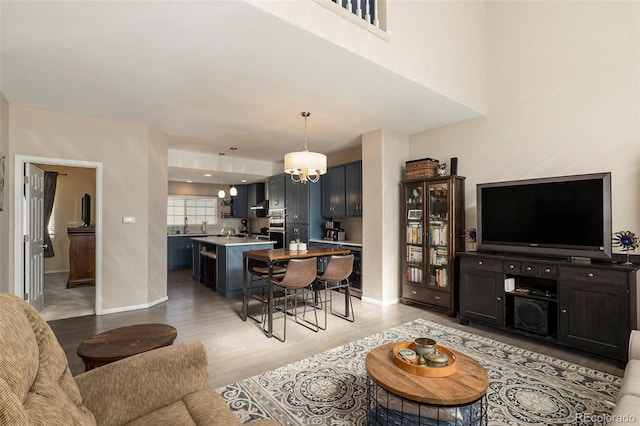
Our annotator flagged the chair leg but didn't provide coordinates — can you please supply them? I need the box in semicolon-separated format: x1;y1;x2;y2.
328;279;355;323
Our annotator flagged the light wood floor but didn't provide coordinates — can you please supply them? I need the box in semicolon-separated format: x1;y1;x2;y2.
48;268;624;389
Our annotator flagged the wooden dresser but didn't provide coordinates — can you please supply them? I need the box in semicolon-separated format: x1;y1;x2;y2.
67;227;95;288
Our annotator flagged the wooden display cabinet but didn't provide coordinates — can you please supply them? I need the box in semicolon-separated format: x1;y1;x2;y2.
401;176;465;316
67;227;95;288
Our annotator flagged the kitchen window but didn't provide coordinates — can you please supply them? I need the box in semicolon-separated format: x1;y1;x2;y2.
167;196;218;226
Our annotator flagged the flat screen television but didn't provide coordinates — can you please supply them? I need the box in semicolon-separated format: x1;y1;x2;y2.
81;193;91;227
477;172;612;260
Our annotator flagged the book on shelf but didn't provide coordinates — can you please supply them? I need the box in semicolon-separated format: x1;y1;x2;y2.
429;224;448;246
430;247;448;265
406;223;423;245
407;246;423;263
429;268;448;287
406;266;423;283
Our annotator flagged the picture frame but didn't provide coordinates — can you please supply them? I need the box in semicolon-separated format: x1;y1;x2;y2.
0;153;5;211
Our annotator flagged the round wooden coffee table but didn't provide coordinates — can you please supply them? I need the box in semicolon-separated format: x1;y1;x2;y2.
77;324;177;371
365;342;489;425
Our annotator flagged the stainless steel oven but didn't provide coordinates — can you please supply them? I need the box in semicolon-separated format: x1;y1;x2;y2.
268;208;286;249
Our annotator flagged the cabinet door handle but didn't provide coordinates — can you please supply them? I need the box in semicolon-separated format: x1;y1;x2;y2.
561;308;567;314
478;261;483;265
587;273;594;278
544;268;551;273
497;297;502;301
526;266;532;271
509;264;515;269
435;296;440;300
412;290;417;295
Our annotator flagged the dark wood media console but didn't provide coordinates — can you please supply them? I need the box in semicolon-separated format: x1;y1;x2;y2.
458;251;639;362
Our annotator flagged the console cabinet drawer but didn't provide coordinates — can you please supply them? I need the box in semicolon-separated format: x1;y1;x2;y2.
560;266;627;286
461;257;502;273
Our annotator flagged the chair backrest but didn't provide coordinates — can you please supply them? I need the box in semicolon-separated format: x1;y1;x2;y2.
247;258;270;275
0;293;96;425
276;258;317;289
320;254;354;282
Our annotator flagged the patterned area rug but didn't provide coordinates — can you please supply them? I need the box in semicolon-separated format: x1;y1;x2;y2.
217;319;621;425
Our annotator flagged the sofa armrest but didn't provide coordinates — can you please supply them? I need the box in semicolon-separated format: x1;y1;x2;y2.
629;330;640;361
75;340;209;426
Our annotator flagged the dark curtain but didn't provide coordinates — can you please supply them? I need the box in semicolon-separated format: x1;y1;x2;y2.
43;171;58;258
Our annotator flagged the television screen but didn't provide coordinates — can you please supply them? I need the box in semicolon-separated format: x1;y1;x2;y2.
477;173;611;260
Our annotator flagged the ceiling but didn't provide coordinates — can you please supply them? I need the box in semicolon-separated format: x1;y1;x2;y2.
1;1;477;184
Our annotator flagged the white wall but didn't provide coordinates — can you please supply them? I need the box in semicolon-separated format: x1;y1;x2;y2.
248;0;487;114
410;1;640;243
9;105;169;311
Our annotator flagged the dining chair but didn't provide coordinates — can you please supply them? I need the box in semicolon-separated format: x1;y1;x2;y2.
269;257;319;342
316;254;355;329
245;258;286;323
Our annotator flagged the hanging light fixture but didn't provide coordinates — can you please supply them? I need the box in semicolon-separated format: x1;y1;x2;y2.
284;112;327;184
217;153;226;199
229;147;238;196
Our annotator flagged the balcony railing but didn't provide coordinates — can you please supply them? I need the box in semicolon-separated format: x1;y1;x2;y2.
333;0;379;28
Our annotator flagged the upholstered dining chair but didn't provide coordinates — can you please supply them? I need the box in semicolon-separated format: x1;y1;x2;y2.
315;254;355;329
0;293;278;426
269;257;319;342
246;258;287;323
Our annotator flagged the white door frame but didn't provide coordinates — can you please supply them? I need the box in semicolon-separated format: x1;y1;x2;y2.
14;155;103;315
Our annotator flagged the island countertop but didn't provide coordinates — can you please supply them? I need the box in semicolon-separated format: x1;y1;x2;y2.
191;236;275;247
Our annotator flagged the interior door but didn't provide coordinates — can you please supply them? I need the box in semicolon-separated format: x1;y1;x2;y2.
25;163;45;311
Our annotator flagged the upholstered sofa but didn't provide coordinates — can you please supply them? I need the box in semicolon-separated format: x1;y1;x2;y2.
0;293;277;425
610;330;640;425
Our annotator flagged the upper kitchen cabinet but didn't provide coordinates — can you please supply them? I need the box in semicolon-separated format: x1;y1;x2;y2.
285;179;309;224
221;185;248;218
321;161;362;218
345;161;362;217
321;166;346;217
269;174;286;210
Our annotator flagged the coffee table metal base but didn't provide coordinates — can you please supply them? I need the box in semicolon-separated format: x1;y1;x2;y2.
366;376;488;426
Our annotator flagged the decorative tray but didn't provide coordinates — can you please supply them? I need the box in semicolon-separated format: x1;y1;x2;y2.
392;341;458;377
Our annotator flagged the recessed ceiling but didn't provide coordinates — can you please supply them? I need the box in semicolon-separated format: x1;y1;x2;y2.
1;1;479;184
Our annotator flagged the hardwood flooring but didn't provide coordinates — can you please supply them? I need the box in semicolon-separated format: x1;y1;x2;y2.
48;268;624;389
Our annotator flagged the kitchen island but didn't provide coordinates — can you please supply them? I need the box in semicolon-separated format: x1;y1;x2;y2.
191;236;275;298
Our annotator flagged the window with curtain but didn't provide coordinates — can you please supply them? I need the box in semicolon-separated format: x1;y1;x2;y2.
167;196;218;226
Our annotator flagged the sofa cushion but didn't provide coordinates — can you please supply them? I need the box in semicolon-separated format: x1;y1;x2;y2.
617;359;640;400
126;389;240;426
0;293;95;425
609;394;640;425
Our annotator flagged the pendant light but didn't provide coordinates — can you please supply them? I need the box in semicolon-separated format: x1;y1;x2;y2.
217;153;226;199
284;112;327;183
229;147;238;196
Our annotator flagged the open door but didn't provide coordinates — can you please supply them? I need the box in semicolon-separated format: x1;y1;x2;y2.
24;163;45;311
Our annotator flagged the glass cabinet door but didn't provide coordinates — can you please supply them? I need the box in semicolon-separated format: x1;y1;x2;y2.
427;182;449;288
404;182;425;285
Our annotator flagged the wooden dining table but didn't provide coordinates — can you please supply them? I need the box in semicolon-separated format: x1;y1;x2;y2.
242;246;351;338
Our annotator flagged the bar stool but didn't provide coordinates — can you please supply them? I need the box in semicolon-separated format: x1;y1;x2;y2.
201;250;217;289
269;258;319;342
246;258;286;323
316;254;355;330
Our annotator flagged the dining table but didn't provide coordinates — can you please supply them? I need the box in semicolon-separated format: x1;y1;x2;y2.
242;246;351;338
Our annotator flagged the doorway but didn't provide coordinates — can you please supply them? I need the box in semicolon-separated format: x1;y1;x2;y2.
14;155;103;317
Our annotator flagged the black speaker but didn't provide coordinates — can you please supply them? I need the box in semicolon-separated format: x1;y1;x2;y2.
449;157;458;175
514;298;550;335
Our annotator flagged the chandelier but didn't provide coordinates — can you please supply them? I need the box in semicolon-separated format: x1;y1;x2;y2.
284;112;327;184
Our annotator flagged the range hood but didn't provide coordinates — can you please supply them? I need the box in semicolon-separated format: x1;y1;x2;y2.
250;200;269;210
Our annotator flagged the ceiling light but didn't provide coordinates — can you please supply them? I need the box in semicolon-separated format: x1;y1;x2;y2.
204;173;212;177
284;112;327;184
217;153;226;199
229;147;238;197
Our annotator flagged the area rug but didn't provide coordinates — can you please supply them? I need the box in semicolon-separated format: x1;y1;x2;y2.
217;318;621;425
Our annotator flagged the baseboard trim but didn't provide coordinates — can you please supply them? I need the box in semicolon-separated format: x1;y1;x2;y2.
361;296;400;307
100;296;168;315
45;269;70;274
